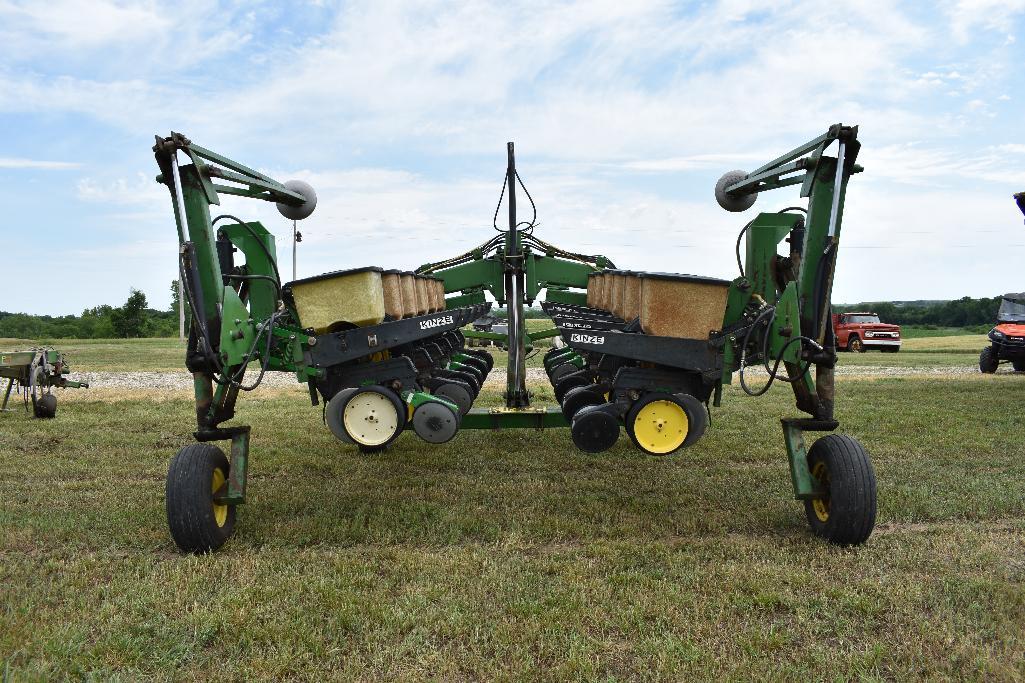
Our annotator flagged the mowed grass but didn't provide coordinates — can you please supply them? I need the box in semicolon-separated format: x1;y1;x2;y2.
2;373;1025;679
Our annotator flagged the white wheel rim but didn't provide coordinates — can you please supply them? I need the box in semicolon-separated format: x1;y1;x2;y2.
343;391;400;446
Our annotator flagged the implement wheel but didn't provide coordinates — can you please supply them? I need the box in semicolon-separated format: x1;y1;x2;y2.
342;386;405;452
804;435;877;546
166;443;236;553
626;393;705;455
33;393;57;418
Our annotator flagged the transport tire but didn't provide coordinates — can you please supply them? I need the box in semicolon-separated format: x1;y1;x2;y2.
33;393;57;418
626;392;705;455
803;435;877;546
341;386;405;450
979;347;999;374
166;443;236;553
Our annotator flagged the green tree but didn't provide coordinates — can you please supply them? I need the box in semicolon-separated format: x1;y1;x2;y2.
110;289;149;338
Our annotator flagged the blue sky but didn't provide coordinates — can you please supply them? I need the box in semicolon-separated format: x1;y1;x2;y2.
1;0;1024;316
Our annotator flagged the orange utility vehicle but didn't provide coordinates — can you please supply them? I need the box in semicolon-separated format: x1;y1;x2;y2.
980;293;1025;373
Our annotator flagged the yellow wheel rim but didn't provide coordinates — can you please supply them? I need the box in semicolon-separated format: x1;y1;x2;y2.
211;467;228;528
343;390;400;446
810;460;830;523
632;399;688;454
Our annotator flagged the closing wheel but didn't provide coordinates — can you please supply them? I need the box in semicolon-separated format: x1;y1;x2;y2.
626;393;702;455
33;393;57;418
342;386;405;450
442;369;480;395
412;400;460;444
561;385;605;420
549;362;579;384
457;355;489;376
325;388;358;443
571;404;620;453
804;434;877;546
980;347;999;373
433;382;473;416
463;349;494;373
553;372;589;403
166;443;236;553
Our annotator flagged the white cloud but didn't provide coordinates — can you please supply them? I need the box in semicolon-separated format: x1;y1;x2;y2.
0;157;80;169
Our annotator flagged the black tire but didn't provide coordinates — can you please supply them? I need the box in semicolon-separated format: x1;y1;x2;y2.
803;435;876;546
33;393;57;418
675;393;709;448
1013;360;1025;372
325;388;358;443
561;385;605;420
553;372;589;403
433;381;473;416
549;362;579;384
979;347;999;374
462;349;494;374
847;335;864;353
570;404;620;453
456;355;489;376
166;443;236;553
342;386;406;451
625;392;705;455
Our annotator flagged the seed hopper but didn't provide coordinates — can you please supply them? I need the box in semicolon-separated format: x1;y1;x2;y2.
153;124;876;552
0;348;88;417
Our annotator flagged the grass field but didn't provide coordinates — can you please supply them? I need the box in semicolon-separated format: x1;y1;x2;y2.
2;332;1024;679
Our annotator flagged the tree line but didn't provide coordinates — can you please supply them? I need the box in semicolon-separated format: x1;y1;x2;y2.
0;282;190;339
834;296;1002;329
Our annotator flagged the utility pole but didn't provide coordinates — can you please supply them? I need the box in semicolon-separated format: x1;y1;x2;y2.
177;278;185;341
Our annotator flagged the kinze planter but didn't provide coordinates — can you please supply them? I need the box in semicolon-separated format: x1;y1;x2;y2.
0;348;88;418
153;123;875;553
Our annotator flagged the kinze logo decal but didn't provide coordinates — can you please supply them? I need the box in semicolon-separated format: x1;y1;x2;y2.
420;315;454;330
570;333;604;345
563;322;594;329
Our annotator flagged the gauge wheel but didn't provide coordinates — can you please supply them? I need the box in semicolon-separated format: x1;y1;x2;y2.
625;392;704;455
342;386;405;452
325;388;359;443
803;435;877;546
166;443;236;553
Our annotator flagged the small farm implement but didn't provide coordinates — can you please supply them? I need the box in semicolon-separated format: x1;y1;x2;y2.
0;348;88;418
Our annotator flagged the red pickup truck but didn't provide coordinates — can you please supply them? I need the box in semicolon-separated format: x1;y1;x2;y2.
832;312;902;353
